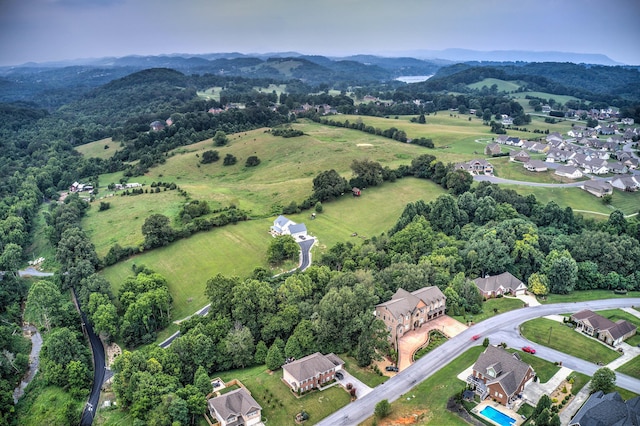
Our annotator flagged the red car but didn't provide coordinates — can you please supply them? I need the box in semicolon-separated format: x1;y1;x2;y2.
522;346;536;354
472;334;481;341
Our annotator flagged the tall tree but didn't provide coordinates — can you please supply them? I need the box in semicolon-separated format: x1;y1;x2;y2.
590;367;616;394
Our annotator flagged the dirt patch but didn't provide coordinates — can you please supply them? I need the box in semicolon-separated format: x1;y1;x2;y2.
357;143;373;147
378;409;431;425
105;342;122;368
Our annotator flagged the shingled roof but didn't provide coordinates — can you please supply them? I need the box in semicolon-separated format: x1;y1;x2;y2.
473;272;524;295
473;346;532;398
572;310;637;340
570;391;640;426
376;287;445;320
208;388;261;424
282;352;343;383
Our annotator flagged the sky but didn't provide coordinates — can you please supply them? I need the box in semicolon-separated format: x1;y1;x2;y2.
1;0;640;66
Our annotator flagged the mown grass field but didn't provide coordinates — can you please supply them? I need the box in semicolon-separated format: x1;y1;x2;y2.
543;290;640;304
617;356;640;379
216;364;351;426
75;137;120;160
467;78;522;93
451;296;526;325
520;318;621;365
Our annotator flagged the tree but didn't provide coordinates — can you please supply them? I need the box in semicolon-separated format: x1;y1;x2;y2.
544;250;578;294
375;399;391;418
224;323;255;369
350;159;384;187
223;153;237;166
0;243;22;276
141;214;174;249
205;274;240;318
267;235;299;264
254;340;268;365
527;273;549;298
213;130;228;146
194;366;211;396
445;169;473;195
312;169;349;202
265;342;284;371
245;155;261;167
200;150;219;164
24;280;65;332
590;367;616;394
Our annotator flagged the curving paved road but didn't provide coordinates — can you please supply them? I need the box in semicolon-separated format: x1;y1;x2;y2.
316;298;640;426
474;174;591;187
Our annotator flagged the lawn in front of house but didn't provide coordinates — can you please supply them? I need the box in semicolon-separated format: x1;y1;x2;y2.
215;365;351;426
507;349;560;383
340;354;388;388
451;296;526;325
616;356;640;379
542;290;640;304
520;318;621;365
361;346;487;426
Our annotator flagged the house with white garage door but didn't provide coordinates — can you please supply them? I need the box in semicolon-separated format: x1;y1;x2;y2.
473;272;527;298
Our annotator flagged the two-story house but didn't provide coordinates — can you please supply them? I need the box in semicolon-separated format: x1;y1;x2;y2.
282;352;344;393
208;388;263;426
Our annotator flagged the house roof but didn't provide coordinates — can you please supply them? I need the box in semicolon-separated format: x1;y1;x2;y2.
288;223;307;234
583;180;613;192
208;388;261;423
376;286;446;320
473;346;532;398
572;310;637;340
473;272;525;294
525;160;547;169
569;391;640;426
274;215;291;228
282;352;343;383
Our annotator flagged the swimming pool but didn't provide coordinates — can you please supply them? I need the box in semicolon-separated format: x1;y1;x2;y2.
479;405;516;426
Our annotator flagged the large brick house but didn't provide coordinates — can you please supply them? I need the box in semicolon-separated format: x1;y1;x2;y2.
570;309;637;346
281;352;344;393
374;286;446;346
467;345;535;407
208;388;263;426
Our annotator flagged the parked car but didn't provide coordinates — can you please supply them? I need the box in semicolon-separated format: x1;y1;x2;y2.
385;365;399;372
335;371;344;380
472;334;481;341
522;346;536;354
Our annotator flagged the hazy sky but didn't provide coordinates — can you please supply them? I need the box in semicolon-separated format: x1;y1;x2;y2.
1;0;639;66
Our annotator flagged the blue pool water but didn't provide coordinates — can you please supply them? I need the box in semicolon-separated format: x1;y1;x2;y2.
479;406;516;426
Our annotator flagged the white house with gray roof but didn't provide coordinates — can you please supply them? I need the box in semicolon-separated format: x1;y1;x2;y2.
375;286;446;346
270;215;307;239
208;388;263;426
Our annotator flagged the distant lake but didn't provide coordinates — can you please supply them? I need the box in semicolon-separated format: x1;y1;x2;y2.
395;75;433;83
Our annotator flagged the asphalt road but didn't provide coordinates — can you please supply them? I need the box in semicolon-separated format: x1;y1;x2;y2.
298;238;315;271
316;298;640;426
79;302;107;426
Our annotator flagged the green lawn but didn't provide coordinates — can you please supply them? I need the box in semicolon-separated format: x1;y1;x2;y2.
520;318;621;365
216;365;351;426
340;355;388;388
507;349;560;383
543;290;640;304
467;78;522;93
452;297;526;325
617;356;640;379
361;346;485;425
75;137;120;160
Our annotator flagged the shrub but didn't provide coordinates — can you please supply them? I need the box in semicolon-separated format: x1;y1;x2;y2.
375;400;391;419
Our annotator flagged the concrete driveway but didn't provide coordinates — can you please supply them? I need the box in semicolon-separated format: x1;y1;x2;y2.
336;369;373;398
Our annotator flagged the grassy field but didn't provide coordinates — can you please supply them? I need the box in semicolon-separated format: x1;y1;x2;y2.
339;355;389;387
15;377;84;426
451;296;526;325
617;356;640;379
75;137;120;160
361;346;486;425
467;78;522;93
216;365;351;426
520;318;621;365
506;349;560;383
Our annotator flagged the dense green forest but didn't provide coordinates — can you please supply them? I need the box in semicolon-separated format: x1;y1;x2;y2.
1;56;639;424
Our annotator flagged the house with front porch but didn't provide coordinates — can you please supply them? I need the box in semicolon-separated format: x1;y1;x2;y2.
570;310;636;346
208;388;263;426
467;345;535;407
473;272;527;299
455;159;493;175
281;352;344;393
375;286;446;347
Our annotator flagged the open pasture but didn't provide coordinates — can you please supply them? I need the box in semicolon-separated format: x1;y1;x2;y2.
75;137;120;160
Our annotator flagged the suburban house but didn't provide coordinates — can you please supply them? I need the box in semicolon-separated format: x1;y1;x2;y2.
281;352;344;393
570;310;637;346
509;150;531;163
270;215;308;239
208;388;263;426
484;143;502;156
555;165;583;180
609;176;640;192
467;345;535;407
473;272;527;299
523;160;548;172
375;286;447;346
455;159;493;175
581;180;613;197
570;391;640;426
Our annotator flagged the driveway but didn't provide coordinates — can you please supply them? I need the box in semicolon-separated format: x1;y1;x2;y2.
397;316;467;371
336;369;373;398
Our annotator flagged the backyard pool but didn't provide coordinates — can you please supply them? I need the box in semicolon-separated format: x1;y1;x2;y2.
479;405;516;426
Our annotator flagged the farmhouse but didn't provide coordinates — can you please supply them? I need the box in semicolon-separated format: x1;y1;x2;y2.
69;182;94;192
375;286;446;346
581;180;613;197
555;165;583;180
467;345;535;407
570;310;636;346
473;272;527;299
208;388;263;426
281;352;344;393
270;215;308;239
